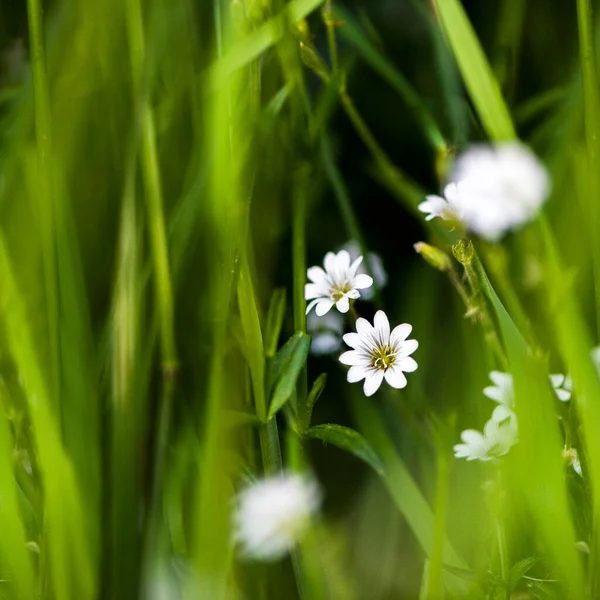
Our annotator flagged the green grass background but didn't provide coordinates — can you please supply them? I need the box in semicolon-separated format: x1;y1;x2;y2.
0;0;597;598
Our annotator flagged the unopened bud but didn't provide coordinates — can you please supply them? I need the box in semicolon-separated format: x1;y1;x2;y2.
452;239;475;266
414;242;452;271
299;43;328;79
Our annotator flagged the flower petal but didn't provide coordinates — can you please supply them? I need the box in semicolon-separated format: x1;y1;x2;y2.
323;252;337;273
390;324;412;346
315;299;334;316
342;333;362;349
384;367;407;389
556;389;571;402
347;365;370;383
356;317;374;340
307;266;326;284
397;356;418;373
373;311;390;343
461;430;485;445
305;299;320;315
353;273;373;290
397;339;418;357
349;255;363;276
304;283;325;300
549;374;565;387
483;386;504;403
335;250;351;272
339;351;366;366
336;296;350;313
363;370;384;397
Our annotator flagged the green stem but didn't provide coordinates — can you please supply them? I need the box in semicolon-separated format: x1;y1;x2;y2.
26;0;60;406
577;0;600;342
323;0;339;74
259;421;283;474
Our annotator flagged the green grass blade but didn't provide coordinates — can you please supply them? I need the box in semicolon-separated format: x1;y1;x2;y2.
433;0;516;141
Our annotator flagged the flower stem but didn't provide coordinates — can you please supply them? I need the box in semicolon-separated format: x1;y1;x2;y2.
323;0;339;74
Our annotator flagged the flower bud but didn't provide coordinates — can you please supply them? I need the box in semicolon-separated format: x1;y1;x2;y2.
452;239;475;266
414;242;452;272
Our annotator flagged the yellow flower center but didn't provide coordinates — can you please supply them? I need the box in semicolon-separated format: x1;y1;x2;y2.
370;345;396;371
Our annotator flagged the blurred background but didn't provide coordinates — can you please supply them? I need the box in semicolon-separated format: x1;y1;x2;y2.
0;0;594;599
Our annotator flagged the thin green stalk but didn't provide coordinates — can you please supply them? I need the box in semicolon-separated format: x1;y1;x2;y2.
323;0;339;74
425;443;450;600
576;0;600;341
125;0;177;590
26;0;60;405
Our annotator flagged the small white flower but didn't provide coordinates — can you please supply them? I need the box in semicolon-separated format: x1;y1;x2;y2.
305;250;373;316
341;240;388;300
339;310;418;397
307;310;344;356
550;373;572;402
454;407;518;462
418;182;461;222
483;371;514;408
234;473;321;561
421;143;550;241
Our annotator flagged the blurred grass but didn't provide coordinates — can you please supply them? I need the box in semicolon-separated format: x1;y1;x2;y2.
0;0;597;598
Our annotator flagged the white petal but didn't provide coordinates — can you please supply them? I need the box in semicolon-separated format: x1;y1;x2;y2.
305;299;320;315
307;266;326;284
461;430;485;445
323;252;337;273
489;371;512;387
339;350;367;366
335;250;351;272
347;365;370;383
349;255;364;276
384;367;407;389
353;273;373;290
390;324;412;346
347;289;361;300
356;317;375;341
363;370;384;397
342;333;362;349
373;311;390;343
549;374;565;387
336;296;350;313
315;299;334;316
556;389;571;402
397;339;418;357
397;356;418;373
304;283;325;300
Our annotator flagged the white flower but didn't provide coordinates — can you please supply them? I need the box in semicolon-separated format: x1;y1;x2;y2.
420;142;550;241
341;240;388;300
454;406;518;461
550;374;572;402
339;310;418;397
307;310;344;356
418;182;461;222
483;371;514;408
305;250;373;316
234;473;321;561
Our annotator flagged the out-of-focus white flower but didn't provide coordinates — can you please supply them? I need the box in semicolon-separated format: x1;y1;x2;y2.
341;240;387;300
454;408;518;461
483;371;514;408
550;374;572;402
339;310;418;397
307;310;344;356
305;250;373;316
234;473;321;561
563;447;583;477
420;142;550;241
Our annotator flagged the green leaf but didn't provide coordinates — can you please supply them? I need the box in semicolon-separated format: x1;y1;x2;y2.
305;424;383;473
206;0;326;91
507;557;539;592
307;373;327;414
264;287;286;358
224;410;262;429
434;0;515;141
268;333;311;419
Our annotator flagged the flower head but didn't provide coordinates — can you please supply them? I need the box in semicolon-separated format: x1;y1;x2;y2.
307;310;344;356
483;371;514;407
339;310;418;397
550;373;572;402
305;250;373;316
454;407;518;462
420;142;550;241
234;473;321;561
563;447;583;477
341;240;388;300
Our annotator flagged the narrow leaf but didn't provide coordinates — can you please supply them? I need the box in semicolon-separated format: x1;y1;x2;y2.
268;333;311;419
306;424;383;473
264;287;286;358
